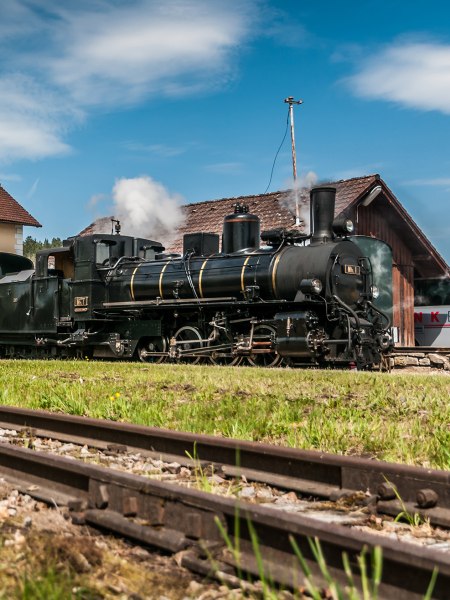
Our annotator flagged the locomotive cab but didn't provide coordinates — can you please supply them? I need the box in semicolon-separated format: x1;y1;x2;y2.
36;247;74;280
29;246;76;332
67;234;165;321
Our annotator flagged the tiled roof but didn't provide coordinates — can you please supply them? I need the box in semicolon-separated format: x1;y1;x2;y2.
79;174;379;252
169;174;379;253
79;216;116;237
0;186;41;227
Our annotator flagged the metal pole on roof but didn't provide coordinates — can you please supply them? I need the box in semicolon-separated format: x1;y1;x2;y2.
284;96;303;225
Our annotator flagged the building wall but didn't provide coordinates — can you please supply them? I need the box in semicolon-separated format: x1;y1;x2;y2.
15;225;23;255
0;223;23;255
355;202;414;346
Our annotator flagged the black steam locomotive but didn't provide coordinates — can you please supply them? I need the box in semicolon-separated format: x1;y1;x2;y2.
0;187;392;368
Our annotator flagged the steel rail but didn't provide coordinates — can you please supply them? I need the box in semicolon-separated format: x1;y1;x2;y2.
0;441;448;599
0;406;449;528
393;347;450;354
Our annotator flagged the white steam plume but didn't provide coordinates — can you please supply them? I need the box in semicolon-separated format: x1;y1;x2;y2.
112;176;184;242
282;171;318;231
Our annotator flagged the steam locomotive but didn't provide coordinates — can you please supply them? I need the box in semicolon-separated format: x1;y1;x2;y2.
0;186;392;368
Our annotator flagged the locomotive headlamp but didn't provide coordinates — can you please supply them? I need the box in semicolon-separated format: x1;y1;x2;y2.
300;278;323;295
332;217;354;236
344;219;354;233
371;285;380;299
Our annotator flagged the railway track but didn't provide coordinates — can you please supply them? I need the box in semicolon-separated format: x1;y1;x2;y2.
0;406;449;597
394;347;450;354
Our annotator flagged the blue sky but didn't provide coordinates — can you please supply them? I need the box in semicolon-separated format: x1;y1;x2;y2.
1;0;450;262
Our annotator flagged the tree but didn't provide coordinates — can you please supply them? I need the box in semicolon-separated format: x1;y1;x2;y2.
23;236;63;262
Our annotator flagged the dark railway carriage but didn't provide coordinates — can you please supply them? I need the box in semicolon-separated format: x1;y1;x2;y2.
0;187;393;368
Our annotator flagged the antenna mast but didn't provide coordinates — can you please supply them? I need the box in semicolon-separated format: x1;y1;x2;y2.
284;96;303;225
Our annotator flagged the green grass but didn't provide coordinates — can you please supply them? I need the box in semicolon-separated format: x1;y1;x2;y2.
14;567;98;600
1;360;449;469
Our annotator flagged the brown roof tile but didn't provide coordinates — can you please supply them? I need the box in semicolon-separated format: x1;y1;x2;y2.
169;174;379;252
0;186;41;227
78;216;116;237
79;174;379;244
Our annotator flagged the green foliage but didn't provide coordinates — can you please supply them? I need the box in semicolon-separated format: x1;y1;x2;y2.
290;536;383;600
382;476;430;528
214;516;386;599
15;567;97;600
247;519;277;599
185;442;215;493
290;537;436;600
23;236;63;262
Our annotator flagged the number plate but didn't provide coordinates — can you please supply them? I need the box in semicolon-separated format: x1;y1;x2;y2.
343;265;361;275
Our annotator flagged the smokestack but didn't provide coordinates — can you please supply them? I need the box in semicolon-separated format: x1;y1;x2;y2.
310;186;336;243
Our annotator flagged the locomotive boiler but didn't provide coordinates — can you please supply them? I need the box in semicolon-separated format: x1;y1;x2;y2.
0;186;393;368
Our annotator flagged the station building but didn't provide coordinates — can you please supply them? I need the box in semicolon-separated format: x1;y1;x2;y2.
0;186;41;255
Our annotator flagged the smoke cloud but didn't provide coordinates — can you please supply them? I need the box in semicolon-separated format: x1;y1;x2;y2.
282;171;318;231
112;175;184;242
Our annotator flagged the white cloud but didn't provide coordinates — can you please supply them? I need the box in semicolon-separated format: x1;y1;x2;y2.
0;74;76;162
346;41;450;114
47;1;253;105
0;0;259;162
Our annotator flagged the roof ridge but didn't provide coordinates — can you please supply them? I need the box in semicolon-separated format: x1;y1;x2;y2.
182;174;380;208
0;185;41;227
326;173;379;185
183;189;289;208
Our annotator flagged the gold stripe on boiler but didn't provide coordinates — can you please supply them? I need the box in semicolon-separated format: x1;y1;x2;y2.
130;264;142;301
158;262;171;299
271;252;283;298
198;259;209;298
240;256;252;292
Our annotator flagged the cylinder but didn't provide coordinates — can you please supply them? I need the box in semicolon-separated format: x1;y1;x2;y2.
310;186;336;244
222;204;260;254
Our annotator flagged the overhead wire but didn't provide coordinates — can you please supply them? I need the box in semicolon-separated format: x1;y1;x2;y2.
263;106;290;195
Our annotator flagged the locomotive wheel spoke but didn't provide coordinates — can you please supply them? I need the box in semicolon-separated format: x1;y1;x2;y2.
247;324;281;368
210;353;242;366
173;326;203;364
207;331;242;366
137;337;168;364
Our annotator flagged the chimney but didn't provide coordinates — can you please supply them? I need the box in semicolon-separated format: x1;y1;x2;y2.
310;186;336;243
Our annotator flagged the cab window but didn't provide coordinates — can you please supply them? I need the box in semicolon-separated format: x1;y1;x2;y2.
96;242;111;265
